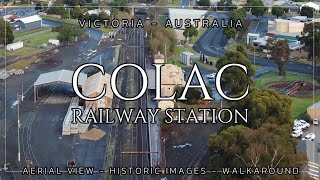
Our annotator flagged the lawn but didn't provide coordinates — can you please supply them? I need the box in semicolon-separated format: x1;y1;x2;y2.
254;71;320;118
0;47;43;58
14;27;59;47
41;16;112;34
254;71;315;89
291;96;320;118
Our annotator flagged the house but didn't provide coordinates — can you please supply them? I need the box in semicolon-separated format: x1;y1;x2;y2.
232;0;247;6
82;72;113;111
158;64;186;110
154;52;165;64
300;2;320;13
157;87;175;110
14;15;42;31
85;9;111;16
180;51;194;66
6;41;23;51
146;64;186;111
274;1;300;14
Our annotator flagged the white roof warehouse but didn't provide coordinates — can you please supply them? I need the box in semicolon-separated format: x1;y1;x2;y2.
14;15;42;31
168;8;208;29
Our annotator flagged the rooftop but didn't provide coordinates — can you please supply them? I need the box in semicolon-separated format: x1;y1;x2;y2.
154;52;165;59
82;72;113;99
17;15;41;24
34;69;87;87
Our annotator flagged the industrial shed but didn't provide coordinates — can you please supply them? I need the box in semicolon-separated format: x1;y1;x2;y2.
33;69;87;101
82;72;113;111
14;15;42;31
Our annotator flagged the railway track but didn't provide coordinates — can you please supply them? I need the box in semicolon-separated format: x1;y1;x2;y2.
20;83;60;180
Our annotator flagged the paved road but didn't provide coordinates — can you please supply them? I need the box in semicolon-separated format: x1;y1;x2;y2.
193;13;318;75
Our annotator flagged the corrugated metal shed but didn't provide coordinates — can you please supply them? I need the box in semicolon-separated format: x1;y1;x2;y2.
17;15;42;24
34;69;87;87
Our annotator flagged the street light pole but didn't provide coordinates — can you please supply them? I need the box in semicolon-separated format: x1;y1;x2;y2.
17;93;20;162
253;45;256;66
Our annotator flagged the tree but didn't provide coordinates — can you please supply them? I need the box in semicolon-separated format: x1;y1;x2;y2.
71;7;83;19
272;7;286;18
215;51;255;96
207;124;307;179
198;0;210;6
147;24;176;54
236;44;247;56
99;12;110;21
57;24;86;43
223;27;236;39
230;8;246;31
248;0;267;17
230;8;246;22
0;19;14;45
47;1;67;15
34;3;43;11
232;87;292;128
185;88;202;104
300;6;314;18
183;25;198;41
271;40;290;75
299;22;320;70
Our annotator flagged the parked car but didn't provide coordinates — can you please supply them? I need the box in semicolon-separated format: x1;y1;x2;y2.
294;119;310;127
293;123;308;130
302;133;315;141
291;132;302;138
291;129;303;138
314;119;318;125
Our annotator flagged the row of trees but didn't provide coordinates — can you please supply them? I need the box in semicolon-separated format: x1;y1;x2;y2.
146;24;176;55
207;46;306;179
223;8;246;39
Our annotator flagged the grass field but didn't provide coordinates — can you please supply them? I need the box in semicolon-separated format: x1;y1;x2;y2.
0;27;58;58
254;71;315;88
254;71;319;118
41;16;112;33
15;27;59;47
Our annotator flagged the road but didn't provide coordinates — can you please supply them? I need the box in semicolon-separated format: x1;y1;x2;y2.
193;12;318;75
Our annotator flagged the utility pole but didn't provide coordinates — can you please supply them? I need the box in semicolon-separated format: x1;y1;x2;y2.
21;77;24;102
164;44;167;63
253;45;256;66
17;93;20;162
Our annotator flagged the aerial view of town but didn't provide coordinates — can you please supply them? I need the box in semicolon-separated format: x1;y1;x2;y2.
0;0;320;179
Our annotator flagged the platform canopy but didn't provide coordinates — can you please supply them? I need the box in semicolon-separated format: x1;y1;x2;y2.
34;69;87;87
33;69;87;101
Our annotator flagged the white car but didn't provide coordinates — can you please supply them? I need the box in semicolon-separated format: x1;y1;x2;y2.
314;119;319;125
291;133;302;138
302;133;315;141
293;123;307;130
291;129;303;138
295;119;310;128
